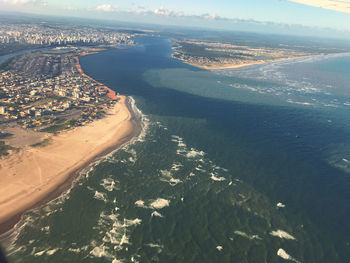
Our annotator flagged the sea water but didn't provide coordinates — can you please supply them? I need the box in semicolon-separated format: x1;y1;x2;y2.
3;36;350;263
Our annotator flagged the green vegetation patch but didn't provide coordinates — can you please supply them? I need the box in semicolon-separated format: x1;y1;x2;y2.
30;138;52;148
0;141;16;157
39;119;77;134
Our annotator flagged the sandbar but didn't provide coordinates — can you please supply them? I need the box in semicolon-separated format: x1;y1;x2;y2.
181;56;310;70
0;95;138;235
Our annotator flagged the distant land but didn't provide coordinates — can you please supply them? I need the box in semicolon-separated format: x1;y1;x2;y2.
171;38;350;70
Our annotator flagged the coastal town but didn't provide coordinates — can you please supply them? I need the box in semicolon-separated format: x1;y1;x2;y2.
0;21;136;54
0;50;117;132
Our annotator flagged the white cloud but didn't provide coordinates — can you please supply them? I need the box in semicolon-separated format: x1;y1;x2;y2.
289;0;350;13
64;5;77;11
95;4;118;12
3;0;37;4
130;7;184;17
154;7;184;17
201;13;220;20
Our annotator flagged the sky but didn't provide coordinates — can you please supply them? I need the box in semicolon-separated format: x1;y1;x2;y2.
1;0;350;37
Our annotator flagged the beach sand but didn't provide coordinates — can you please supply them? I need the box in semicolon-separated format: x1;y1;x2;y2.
0;95;137;235
181;56;310;70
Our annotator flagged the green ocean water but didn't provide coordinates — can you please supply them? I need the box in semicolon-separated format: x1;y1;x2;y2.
3;37;350;263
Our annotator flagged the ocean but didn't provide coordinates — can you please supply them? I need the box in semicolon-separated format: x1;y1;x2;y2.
3;36;350;263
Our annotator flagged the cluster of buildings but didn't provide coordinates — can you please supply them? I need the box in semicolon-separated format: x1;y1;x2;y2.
0;23;135;46
0;52;114;129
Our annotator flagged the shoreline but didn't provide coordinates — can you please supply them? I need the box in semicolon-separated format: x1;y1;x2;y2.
177;55;312;70
174;52;350;70
0;96;139;237
0;53;140;236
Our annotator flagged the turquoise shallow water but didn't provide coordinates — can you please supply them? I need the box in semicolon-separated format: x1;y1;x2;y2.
3;37;350;263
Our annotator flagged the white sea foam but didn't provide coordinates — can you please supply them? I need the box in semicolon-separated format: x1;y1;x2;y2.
169;178;182;185
171;163;183;171
151;211;164;218
270;230;296;240
195;166;206;172
34;249;47;257
160;169;182;186
287;99;313;106
46;248;59;256
186;148;205;158
234;231;262;240
277;202;286;208
100;178;117;192
94;209;142;257
149;198;170;209
210;174;226;181
277;248;301;263
41;226;50;233
68;246;89;253
216;246;223;251
90;245;111;258
146;243;163;248
125;218;142;226
135;200;146;208
94;191;108;202
128;96;150;143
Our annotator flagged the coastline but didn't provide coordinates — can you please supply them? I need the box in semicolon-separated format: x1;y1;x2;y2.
0;54;140;236
174;55;312;70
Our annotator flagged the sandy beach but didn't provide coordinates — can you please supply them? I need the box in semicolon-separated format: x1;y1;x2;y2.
182;56;310;70
0;95;138;235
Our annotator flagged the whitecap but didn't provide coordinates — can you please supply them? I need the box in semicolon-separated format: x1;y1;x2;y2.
171;163;183;171
186;148;205;158
135;200;146;208
160;170;182;186
94;191;108;202
210;174;226;181
151;211;164;218
41;226;50;233
277;202;286;208
100;178;117;192
216;246;223;251
277;248;301;263
90;245;111;258
234;230;262;240
34;249;47;257
125;218;142;226
146;243;163;248
46;248;59;256
169;178;182;185
270;230;296;240
149;198;170;209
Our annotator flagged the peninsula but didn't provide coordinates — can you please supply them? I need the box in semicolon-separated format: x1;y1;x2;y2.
170;38;336;70
0;50;138;235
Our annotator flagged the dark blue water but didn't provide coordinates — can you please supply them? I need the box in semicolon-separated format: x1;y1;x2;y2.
4;36;350;263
